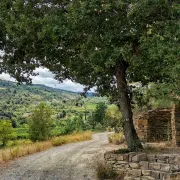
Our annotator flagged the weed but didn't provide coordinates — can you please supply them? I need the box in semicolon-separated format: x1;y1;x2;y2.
96;161;118;180
108;133;125;145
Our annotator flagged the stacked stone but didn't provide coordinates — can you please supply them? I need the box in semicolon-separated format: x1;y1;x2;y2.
174;105;180;146
104;151;180;180
134;112;149;142
148;109;172;142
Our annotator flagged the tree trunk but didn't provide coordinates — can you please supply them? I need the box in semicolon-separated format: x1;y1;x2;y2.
116;59;143;151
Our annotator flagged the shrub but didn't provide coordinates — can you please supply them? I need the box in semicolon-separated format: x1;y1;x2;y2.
0;120;16;147
108;133;125;145
96;161;118;180
28;103;53;141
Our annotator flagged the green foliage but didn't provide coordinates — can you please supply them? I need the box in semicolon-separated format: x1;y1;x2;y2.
0;0;179;100
105;105;122;133
0;120;16;147
15;127;30;139
86;103;107;130
93;103;107;125
29;103;53;141
133;83;175;112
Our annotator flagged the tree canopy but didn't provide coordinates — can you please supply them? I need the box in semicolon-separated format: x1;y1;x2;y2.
0;0;179;150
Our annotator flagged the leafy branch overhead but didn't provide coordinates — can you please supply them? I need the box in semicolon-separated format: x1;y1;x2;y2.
0;0;179;151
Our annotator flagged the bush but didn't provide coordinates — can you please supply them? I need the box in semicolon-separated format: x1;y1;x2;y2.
0;120;16;147
108;133;125;145
28;103;53;141
96;161;118;180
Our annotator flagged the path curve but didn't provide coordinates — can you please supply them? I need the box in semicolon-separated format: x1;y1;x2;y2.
0;132;120;180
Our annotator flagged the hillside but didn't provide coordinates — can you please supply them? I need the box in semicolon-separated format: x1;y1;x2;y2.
0;79;79;121
0;79;106;127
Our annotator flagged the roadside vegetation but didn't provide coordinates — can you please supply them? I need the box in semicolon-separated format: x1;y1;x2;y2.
0;131;92;163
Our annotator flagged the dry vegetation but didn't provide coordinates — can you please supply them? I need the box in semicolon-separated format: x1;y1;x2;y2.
108;132;125;145
96;161;125;180
0;131;92;163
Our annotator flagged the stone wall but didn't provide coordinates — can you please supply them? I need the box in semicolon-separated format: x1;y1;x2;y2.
105;151;180;180
173;105;180;146
134;112;148;142
148;109;172;142
134;107;180;143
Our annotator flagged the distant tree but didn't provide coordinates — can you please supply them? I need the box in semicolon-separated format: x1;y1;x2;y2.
29;103;53;141
87;103;107;130
0;120;16;147
93;103;107;125
105;106;123;133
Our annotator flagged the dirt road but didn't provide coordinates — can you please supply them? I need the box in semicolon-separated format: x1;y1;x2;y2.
0;132;121;180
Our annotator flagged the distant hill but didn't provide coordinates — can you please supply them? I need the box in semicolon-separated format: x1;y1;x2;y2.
0;79;97;121
0;79;79;120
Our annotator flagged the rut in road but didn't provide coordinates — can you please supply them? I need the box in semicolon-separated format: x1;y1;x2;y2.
0;132;121;180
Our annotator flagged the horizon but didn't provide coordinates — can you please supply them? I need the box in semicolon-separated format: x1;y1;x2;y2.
0;67;95;93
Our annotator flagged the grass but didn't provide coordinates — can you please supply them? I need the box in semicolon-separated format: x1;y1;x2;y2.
0;131;92;163
108;132;125;145
96;161;121;180
51;131;92;146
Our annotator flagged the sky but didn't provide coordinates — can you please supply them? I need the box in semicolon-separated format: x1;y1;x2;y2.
0;67;87;92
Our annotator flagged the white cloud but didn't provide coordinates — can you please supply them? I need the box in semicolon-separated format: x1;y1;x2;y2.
0;67;93;92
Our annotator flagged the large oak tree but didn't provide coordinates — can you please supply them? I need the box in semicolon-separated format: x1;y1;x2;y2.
0;0;179;151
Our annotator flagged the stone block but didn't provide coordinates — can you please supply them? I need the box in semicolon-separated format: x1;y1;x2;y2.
142;170;151;176
165;173;178;180
168;155;175;164
124;176;134;180
129;163;140;169
129;152;137;162
116;155;124;161
156;155;169;163
147;155;157;162
151;171;160;179
171;165;180;172
160;172;168;179
128;169;142;177
161;164;171;172
174;156;180;165
123;154;129;162
149;163;161;170
116;161;128;165
132;153;147;162
139;161;149;170
142;176;155;180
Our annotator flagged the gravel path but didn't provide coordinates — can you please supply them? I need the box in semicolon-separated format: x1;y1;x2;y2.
0;132;121;180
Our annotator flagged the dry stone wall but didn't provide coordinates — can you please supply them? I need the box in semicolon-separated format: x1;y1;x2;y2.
105;151;180;180
173;105;180;146
148;109;172;142
135;105;180;145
